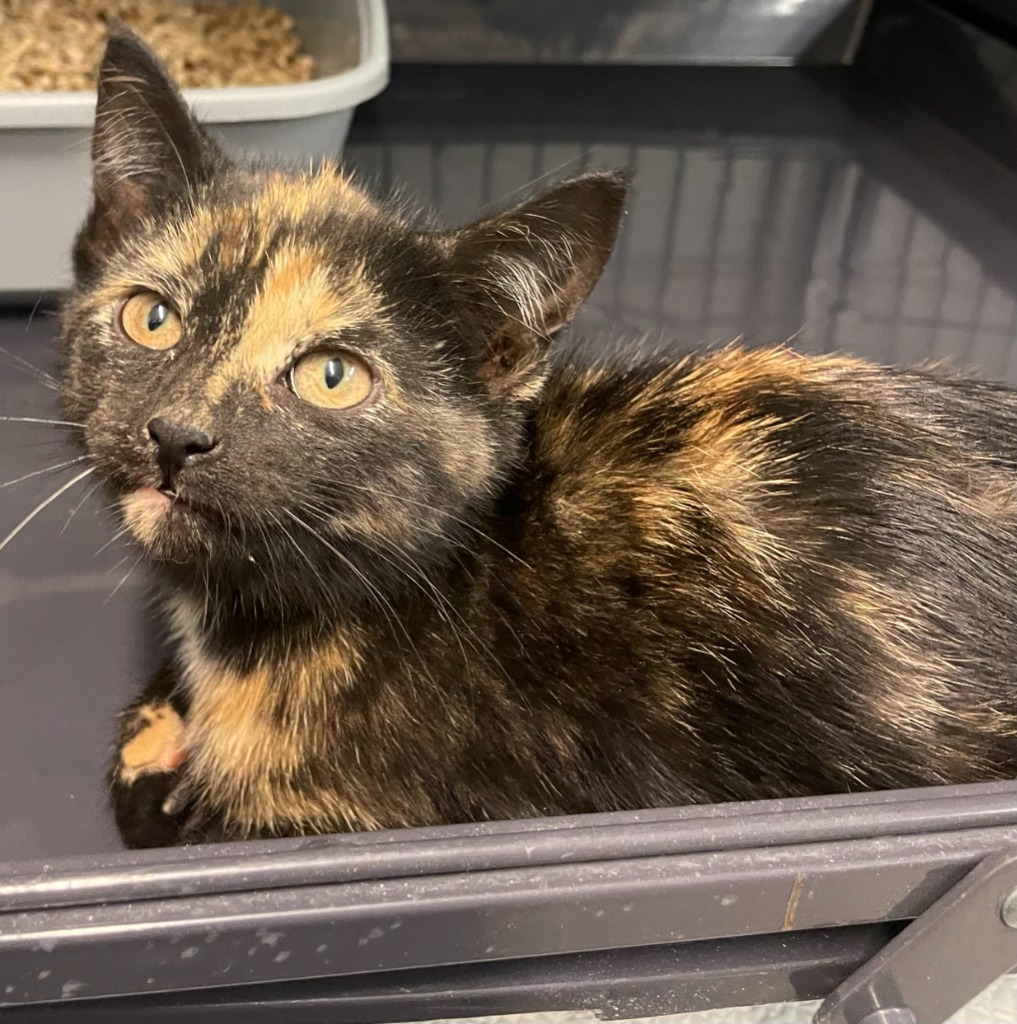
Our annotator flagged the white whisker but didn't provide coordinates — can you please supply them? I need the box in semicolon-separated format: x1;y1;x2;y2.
105;556;144;605
25;296;48;331
60;481;102;536
95;525;132;557
285;507;433;684
0;343;60;391
327;478;534;570
0;417;84;428
0;466;95;553
0;456;90;491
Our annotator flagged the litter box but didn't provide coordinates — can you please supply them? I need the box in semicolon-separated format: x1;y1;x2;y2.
0;0;389;297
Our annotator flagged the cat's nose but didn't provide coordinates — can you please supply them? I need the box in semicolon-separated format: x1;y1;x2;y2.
147;417;217;490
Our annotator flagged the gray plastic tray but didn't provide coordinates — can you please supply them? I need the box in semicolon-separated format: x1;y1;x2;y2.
0;0;389;296
0;781;1014;1021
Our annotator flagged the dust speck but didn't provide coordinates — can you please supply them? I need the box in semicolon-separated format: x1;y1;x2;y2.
316;944;328;953
273;951;291;963
181;946;199;959
37;970;52;980
61;981;86;999
257;929;282;947
367;927;384;941
721;894;738;907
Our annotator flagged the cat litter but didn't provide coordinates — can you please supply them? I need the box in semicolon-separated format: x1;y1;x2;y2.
0;0;316;92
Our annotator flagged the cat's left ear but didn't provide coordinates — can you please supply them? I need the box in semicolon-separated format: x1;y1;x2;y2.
74;28;221;278
447;171;629;396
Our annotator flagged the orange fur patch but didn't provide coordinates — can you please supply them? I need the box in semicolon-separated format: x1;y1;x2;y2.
168;596;374;834
120;487;172;547
119;702;186;784
205;245;384;402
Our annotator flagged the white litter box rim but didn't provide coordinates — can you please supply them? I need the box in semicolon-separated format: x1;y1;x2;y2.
0;0;388;129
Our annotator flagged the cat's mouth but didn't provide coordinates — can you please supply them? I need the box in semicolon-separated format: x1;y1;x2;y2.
118;485;203;556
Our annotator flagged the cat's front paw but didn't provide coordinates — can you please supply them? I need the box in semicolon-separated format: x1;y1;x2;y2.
111;701;190;848
118;701;186;783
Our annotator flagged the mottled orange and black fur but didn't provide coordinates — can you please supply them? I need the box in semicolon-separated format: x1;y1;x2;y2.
62;34;1016;848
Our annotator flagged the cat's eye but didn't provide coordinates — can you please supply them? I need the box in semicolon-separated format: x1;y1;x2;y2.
120;291;182;350
288;351;374;410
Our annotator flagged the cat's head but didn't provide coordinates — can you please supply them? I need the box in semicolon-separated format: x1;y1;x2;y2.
61;32;627;618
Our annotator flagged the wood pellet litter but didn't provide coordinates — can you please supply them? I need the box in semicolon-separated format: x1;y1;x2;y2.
0;0;316;92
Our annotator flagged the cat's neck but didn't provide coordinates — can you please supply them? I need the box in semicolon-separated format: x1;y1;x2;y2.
159;534;492;677
164;589;366;692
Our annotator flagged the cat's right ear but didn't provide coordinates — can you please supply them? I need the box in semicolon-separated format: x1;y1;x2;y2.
75;29;220;278
443;172;628;399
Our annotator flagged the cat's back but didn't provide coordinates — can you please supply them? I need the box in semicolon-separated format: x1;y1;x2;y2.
504;345;1015;798
529;345;1016;544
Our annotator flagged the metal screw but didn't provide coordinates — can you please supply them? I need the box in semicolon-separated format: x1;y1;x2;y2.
1002;888;1017;929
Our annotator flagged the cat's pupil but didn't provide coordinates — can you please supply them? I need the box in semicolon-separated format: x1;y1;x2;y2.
147;303;168;331
324;358;344;389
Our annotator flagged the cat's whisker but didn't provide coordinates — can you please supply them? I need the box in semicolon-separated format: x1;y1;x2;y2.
104;555;145;606
0;455;90;491
60;481;103;537
293;501;471;701
286;506;435;688
106;552;133;575
297;497;465;633
374;535;512;691
285;508;395;619
391;547;487;647
254;511;290;631
0;416;85;428
25;295;48;331
0;438;73;454
288;489;506;665
0;343;60;392
0;466;96;553
373;545;477;712
94;524;132;557
321;478;534;571
365;540;477;675
269;509;329;624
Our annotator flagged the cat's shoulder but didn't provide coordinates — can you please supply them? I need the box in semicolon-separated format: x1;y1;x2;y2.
528;343;1016;511
533;344;875;466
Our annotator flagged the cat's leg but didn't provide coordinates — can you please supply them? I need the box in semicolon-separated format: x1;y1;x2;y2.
110;661;192;848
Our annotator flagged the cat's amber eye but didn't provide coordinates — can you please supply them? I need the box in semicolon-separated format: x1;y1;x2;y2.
119;291;182;351
289;351;374;410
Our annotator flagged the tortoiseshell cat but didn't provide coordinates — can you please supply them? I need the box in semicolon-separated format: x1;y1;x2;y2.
61;33;1016;848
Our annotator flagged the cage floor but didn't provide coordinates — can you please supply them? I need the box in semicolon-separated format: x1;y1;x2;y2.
2;65;1016;865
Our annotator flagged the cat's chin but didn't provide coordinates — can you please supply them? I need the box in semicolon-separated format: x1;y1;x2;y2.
118;487;208;562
